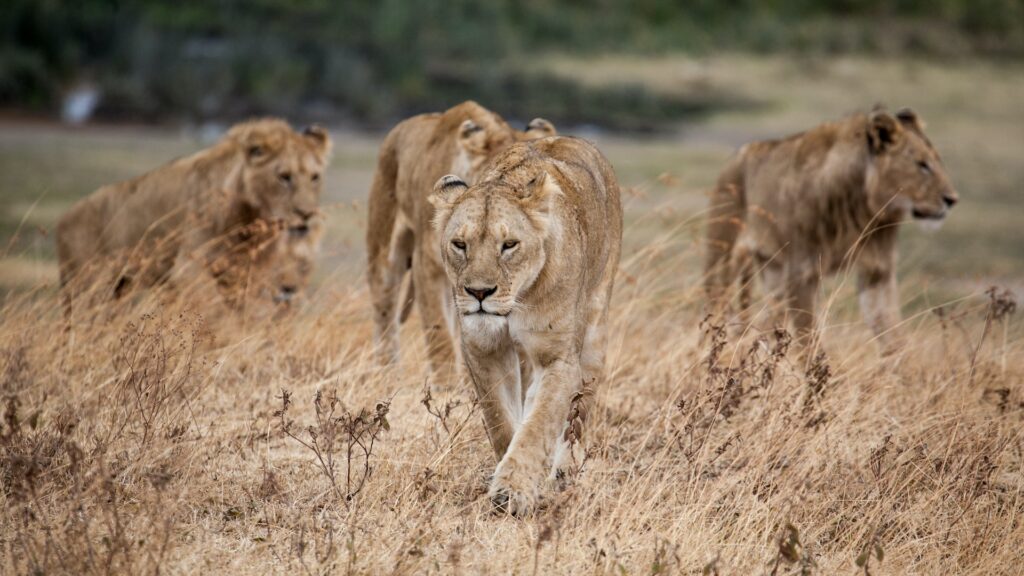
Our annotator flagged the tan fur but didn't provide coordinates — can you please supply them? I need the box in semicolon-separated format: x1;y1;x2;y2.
208;219;323;310
269;221;322;306
56;118;332;316
365;101;556;384
705;108;958;348
430;136;623;515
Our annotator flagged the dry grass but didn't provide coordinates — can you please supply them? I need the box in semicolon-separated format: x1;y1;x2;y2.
1;210;1022;574
2;54;1023;574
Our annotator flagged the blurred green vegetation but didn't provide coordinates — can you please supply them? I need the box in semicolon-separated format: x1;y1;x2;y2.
1;0;1023;126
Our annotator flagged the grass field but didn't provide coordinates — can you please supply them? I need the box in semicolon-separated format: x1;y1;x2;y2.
1;55;1023;574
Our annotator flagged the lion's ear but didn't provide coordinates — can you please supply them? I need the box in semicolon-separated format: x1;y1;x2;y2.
868;111;902;154
429;175;468;228
246;143;266;161
895;108;926;133
230;124;278;166
430;175;468;206
303;125;334;160
525;118;557;139
244;137;273;165
457;119;487;154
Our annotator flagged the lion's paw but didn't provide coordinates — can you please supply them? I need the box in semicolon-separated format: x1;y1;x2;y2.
489;467;542;516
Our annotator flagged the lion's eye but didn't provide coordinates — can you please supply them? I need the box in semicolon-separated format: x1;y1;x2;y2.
279;172;293;185
311;173;320;182
289;224;310;239
502;240;519;252
451;240;466;251
917;160;932;175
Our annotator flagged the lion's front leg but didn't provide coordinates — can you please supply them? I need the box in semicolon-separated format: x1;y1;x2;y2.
858;263;901;352
461;322;522;460
856;234;902;353
490;357;580;515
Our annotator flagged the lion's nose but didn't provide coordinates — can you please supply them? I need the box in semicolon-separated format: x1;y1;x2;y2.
295;208;315;221
943;193;959;208
465;286;496;302
274;285;297;304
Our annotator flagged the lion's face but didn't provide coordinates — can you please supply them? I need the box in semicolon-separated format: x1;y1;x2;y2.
867;109;958;224
430;173;556;321
270;222;320;305
232;122;333;228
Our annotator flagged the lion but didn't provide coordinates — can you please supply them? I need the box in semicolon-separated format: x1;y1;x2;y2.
267;220;322;307
208;218;322;310
56;118;332;317
429;136;623;515
366;101;556;384
704;108;959;348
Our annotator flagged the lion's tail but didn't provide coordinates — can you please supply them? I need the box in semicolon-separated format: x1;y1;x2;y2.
704;150;748;312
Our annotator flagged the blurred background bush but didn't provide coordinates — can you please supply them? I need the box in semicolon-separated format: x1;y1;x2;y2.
2;0;1022;129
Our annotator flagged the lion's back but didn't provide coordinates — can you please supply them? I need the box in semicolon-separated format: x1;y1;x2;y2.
55;142;230;283
527;136;623;299
728;115;878;266
389;102;516;230
392;113;446;213
739;120;853;198
535;136;622;244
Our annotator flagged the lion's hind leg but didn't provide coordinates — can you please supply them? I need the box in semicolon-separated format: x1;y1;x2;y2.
729;242;756;331
551;289;611;482
551;216;621;483
370;219;415;366
704;176;746;318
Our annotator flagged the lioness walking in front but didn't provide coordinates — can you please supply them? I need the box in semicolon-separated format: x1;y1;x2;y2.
705;108;958;349
430;137;622;515
366;101;556;385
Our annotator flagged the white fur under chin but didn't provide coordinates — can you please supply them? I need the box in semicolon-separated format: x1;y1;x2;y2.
916;218;945;232
460;313;509;353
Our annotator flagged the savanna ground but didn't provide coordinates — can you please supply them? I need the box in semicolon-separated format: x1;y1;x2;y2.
1;54;1023;574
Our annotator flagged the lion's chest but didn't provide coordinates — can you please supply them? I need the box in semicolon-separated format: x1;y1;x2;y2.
509;315;577;368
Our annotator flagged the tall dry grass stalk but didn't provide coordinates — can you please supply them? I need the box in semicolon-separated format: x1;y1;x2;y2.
1;212;1021;574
